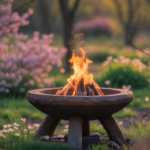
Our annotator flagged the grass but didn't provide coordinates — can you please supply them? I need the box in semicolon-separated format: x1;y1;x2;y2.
1;118;150;150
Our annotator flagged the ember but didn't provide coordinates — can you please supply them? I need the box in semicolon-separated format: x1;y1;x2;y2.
56;48;104;96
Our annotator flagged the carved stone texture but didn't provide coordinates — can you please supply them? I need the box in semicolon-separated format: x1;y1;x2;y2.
33;115;60;139
26;88;134;120
99;115;126;145
68;116;83;150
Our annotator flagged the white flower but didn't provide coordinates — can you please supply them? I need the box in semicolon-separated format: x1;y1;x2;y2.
64;129;68;132
105;80;111;85
21;118;26;123
122;85;131;90
24;129;27;132
14;133;20;136
43;135;50;140
3;129;9;133
64;125;69;129
30;131;35;134
7;124;12;128
3;125;8;128
24;135;27;138
33;124;39;128
14;127;18;130
145;97;149;102
0;134;6;138
118;121;123;125
0;130;3;133
28;125;34;130
14;122;20;127
9;128;14;132
113;58;119;63
107;56;113;61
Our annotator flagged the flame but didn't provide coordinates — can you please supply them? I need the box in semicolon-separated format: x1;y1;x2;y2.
56;48;104;96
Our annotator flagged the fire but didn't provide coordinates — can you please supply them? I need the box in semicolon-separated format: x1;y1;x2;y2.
56;48;104;96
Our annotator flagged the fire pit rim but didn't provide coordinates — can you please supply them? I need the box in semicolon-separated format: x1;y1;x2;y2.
27;87;133;104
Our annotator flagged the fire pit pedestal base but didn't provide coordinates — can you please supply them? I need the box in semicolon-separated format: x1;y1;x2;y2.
34;115;125;150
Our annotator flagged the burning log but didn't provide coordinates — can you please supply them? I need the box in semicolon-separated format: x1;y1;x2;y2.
85;84;94;96
77;78;87;96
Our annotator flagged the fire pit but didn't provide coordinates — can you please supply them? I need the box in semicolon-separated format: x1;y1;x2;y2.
27;87;133;149
26;49;134;150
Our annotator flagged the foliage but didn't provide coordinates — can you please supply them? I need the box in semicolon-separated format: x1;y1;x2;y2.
95;56;150;89
75;17;112;36
0;0;67;96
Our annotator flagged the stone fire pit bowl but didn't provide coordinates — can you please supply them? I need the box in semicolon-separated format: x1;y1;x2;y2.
26;87;134;150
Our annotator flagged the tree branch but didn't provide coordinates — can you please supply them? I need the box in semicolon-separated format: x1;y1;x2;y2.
13;0;39;12
71;0;80;17
113;0;125;26
59;0;70;18
123;29;150;57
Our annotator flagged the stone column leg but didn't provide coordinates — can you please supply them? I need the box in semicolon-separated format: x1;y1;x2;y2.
99;115;126;145
68;116;83;150
82;120;90;137
33;115;60;139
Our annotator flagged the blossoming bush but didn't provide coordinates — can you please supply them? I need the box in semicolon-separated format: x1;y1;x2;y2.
96;56;150;89
75;17;113;36
0;0;67;96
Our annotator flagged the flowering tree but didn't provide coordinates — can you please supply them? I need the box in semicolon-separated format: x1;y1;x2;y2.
0;0;67;95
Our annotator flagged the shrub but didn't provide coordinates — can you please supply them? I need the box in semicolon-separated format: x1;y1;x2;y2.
0;0;67;96
95;56;150;89
75;17;113;36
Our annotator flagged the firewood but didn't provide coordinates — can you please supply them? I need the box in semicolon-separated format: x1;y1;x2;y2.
92;81;104;96
77;77;87;96
59;80;75;95
85;84;94;96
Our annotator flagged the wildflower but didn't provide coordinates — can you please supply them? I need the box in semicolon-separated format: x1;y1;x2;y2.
14;133;20;136
149;79;150;82
113;58;119;63
118;121;123;125
145;97;149;102
24;129;27;132
9;128;14;132
5;89;9;93
64;125;69;129
14;122;20;127
136;98;140;101
107;56;113;61
7;124;12;128
14;127;18;130
105;80;111;85
30;131;35;134
3;129;9;133
43;135;50;140
21;118;26;123
0;134;6;138
0;130;3;133
64;129;68;132
33;124;39;128
28;125;34;130
3;125;8;128
24;135;27;138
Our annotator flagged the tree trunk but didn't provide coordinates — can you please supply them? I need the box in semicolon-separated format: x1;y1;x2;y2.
59;0;80;73
64;17;73;73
